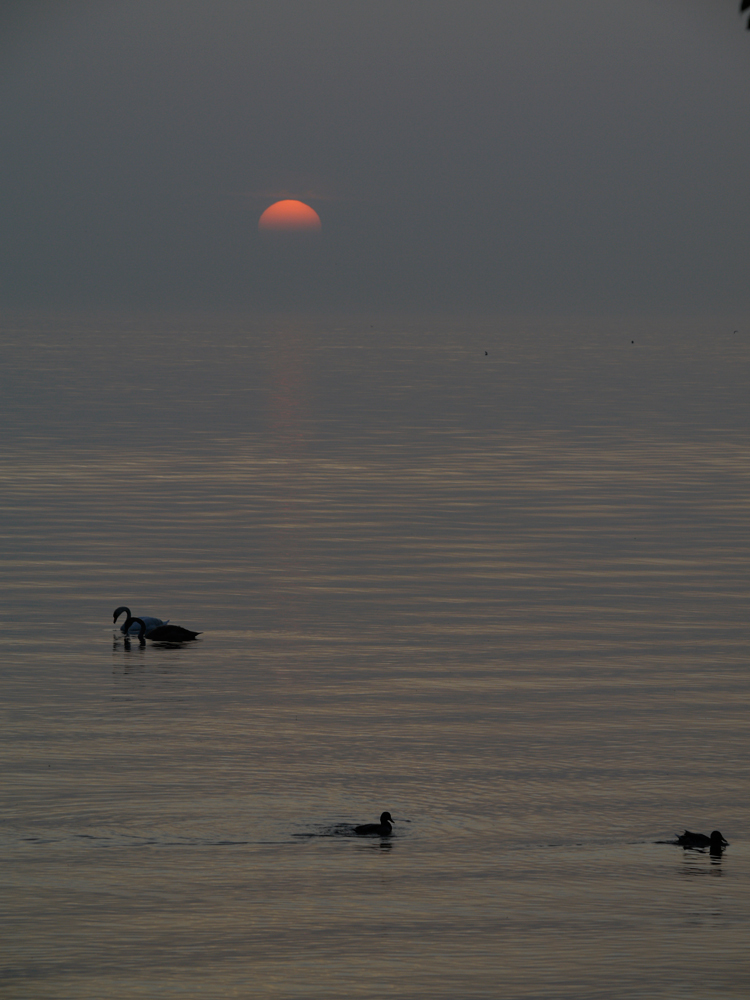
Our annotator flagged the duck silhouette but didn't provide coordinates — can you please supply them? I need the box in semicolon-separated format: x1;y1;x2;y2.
130;616;202;643
354;812;394;836
676;830;728;851
114;606;169;635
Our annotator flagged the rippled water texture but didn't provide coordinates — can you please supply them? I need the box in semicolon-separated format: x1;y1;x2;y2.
2;313;749;999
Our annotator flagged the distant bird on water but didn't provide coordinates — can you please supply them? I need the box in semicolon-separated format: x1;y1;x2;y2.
355;811;394;836
130;616;202;643
742;0;750;29
676;830;728;851
113;606;169;635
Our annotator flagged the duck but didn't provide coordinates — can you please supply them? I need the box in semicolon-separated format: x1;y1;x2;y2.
676;830;728;850
114;606;169;635
130;617;202;643
354;812;394;836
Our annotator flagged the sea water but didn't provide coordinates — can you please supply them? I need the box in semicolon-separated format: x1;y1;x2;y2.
1;312;749;999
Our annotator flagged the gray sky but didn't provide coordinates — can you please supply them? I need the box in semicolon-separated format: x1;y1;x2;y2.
2;0;750;313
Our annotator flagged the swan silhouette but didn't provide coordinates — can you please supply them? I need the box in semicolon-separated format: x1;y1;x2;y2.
354;812;394;836
676;830;728;851
114;606;169;635
130;616;202;643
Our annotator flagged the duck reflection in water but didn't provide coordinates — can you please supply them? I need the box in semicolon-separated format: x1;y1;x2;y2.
676;830;729;855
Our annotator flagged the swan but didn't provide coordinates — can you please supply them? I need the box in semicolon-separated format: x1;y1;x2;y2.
354;812;394;836
114;606;169;635
676;830;728;850
130;616;202;643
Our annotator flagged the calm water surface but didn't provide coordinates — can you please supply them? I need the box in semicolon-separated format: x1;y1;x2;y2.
1;313;749;999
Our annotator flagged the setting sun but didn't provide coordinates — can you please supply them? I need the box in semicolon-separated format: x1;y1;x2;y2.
258;199;321;232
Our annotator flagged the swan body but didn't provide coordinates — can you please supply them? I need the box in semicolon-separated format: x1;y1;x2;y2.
676;830;728;850
113;606;169;635
130;617;202;643
354;811;394;836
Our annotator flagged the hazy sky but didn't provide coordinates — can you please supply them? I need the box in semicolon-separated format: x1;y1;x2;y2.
2;0;750;313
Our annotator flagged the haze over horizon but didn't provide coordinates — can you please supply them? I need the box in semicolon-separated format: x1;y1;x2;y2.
2;0;750;315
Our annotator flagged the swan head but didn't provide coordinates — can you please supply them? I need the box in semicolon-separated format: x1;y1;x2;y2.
113;606;131;624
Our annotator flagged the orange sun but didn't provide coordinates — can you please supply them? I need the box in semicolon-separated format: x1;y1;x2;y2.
258;199;321;232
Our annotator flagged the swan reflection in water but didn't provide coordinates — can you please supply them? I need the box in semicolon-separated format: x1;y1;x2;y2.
114;636;147;656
